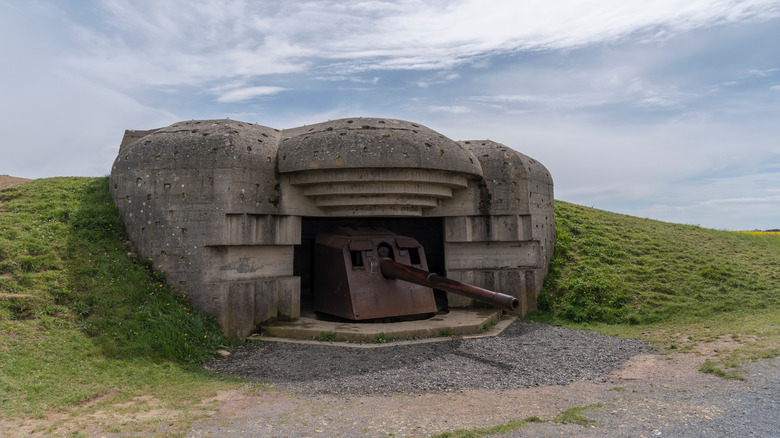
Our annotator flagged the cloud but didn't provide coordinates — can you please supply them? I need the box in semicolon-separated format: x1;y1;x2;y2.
422;97;780;230
633;193;780;230
50;0;780;87
700;195;780;206
212;86;288;103
468;76;691;113
748;68;779;77
314;0;780;70
0;68;177;179
416;71;461;88
470;93;610;112
610;158;780;230
427;105;471;114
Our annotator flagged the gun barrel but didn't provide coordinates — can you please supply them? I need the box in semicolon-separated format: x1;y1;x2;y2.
379;258;519;312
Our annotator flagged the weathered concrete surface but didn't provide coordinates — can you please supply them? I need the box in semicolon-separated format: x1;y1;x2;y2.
279;118;482;175
110;118;554;340
445;140;556;309
111;120;294;340
257;309;507;343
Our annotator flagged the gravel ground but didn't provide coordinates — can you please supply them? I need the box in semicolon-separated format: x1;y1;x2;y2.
205;320;652;396
196;321;779;437
492;355;780;438
635;356;780;438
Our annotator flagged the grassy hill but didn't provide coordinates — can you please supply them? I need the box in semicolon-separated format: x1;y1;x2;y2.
538;201;780;325
1;177;778;433
0;177;239;431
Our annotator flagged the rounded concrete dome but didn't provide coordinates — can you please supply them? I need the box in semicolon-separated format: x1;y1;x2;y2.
278;118;483;176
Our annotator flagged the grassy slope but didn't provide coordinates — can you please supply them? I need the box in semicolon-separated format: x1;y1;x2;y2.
1;179;778;433
0;177;241;433
533;201;780;376
539;201;780;324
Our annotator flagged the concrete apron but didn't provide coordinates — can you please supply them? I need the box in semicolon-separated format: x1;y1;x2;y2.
253;309;513;347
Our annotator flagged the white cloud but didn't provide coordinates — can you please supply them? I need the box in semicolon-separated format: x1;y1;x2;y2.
51;0;780;86
469;77;690;113
748;68;779;77
700;195;780;206
213;86;288;103
427;105;471;114
598;154;780;230
633;194;780;230
421;101;780;230
0;68;177;179
315;0;780;70
415;71;461;88
470;93;610;111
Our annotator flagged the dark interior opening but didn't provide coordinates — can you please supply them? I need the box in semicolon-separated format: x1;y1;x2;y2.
349;250;364;267
294;217;447;312
407;247;421;265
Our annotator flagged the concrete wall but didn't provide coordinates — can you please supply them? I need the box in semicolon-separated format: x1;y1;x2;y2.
110;118;554;340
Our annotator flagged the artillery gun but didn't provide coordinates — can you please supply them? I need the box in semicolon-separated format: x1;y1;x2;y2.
313;228;519;320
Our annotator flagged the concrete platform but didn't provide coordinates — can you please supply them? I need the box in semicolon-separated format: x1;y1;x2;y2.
253;308;515;347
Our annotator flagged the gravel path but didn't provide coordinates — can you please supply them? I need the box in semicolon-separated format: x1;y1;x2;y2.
195;321;780;437
204;321;651;395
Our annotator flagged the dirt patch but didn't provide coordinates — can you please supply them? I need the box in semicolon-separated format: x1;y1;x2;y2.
0;394;186;438
73;388;122;408
84;395;182;429
692;334;761;356
0;293;37;299
0;175;32;190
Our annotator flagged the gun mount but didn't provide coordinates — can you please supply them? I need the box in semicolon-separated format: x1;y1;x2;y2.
313;228;519;320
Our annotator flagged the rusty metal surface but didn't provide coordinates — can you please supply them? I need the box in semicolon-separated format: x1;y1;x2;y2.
379;258;519;312
314;227;518;320
313;228;438;320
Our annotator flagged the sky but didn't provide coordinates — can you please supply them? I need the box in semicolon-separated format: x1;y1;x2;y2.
1;0;779;230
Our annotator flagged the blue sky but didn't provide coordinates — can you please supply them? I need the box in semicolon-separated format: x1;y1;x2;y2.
1;0;779;230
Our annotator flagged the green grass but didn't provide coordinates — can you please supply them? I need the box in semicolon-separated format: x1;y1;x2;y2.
0;177;241;432
433;403;602;437
317;330;338;341
699;359;745;380
432;403;607;437
530;200;780;376
553;403;603;426
430;416;545;438
537;201;780;325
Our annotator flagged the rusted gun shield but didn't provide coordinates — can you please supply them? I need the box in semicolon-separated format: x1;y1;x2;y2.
313;228;438;320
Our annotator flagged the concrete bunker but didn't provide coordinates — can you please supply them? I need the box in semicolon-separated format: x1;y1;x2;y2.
110;118;554;340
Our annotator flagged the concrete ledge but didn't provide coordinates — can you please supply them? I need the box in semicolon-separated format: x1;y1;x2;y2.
253;308;514;346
